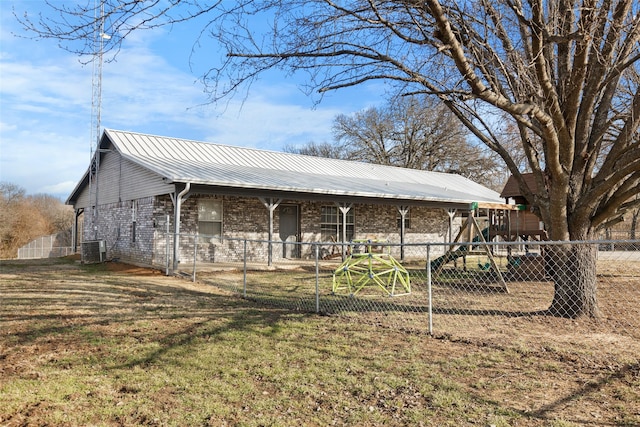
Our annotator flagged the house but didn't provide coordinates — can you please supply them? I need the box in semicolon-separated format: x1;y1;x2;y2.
66;129;508;269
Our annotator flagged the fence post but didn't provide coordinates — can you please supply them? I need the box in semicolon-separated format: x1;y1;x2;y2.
427;244;433;335
315;244;320;313
243;239;247;298
192;233;197;282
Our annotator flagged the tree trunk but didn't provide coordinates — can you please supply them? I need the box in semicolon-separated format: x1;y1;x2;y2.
547;243;599;318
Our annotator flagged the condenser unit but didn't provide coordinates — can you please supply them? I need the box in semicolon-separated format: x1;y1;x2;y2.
82;240;107;263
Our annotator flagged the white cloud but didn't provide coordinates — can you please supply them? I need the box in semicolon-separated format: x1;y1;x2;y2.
39;181;78;196
0;121;17;133
94;42;341;149
0;0;383;200
205;93;340;149
0;128;89;196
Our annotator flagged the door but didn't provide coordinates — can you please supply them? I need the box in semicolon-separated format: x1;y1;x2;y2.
279;204;299;258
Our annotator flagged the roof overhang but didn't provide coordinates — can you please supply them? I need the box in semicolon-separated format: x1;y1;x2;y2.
180;182;513;211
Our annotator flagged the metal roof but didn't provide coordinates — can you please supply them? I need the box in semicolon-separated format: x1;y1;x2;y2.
71;129;505;207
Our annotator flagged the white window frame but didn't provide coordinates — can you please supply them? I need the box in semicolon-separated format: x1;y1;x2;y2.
198;199;223;243
321;206;354;242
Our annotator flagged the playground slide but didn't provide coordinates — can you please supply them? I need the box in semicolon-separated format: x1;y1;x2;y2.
429;227;490;271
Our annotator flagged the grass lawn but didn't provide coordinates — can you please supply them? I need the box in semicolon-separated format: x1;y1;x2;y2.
1;257;638;426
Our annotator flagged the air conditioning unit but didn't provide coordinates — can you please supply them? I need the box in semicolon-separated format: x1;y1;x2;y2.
82;240;107;263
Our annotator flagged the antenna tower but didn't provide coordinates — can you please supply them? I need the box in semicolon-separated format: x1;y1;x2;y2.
90;0;105;158
89;0;106;238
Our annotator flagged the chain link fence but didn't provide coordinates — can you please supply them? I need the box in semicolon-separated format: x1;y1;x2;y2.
160;234;640;340
17;233;73;259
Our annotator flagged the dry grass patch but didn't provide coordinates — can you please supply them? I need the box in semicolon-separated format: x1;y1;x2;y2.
1;257;638;426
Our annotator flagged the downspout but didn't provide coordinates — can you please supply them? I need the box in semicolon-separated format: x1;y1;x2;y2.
172;182;191;273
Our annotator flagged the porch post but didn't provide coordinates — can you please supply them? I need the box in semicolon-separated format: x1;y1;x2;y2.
259;197;282;266
447;209;457;268
397;205;409;261
336;202;352;259
447;209;457;245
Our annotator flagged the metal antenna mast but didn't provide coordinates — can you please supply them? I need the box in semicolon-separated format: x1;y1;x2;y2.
89;0;108;239
90;0;106;159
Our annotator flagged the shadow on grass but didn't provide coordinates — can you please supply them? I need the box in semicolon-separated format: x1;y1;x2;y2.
0;261;302;361
457;359;640;427
109;306;290;370
528;361;640;425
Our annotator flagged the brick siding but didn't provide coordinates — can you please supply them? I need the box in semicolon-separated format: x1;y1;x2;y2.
85;194;455;267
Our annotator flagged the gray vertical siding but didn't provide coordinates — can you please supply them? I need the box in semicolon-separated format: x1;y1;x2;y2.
73;148;173;209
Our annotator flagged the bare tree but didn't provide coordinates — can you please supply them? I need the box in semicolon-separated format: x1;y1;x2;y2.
284;141;352;160
288;96;505;189
0;182;25;257
18;1;640;317
0;183;73;258
30;194;75;232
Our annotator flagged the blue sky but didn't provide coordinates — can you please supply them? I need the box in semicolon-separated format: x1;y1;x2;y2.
0;2;384;200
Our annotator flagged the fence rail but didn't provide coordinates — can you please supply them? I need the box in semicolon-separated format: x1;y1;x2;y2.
156;234;640;340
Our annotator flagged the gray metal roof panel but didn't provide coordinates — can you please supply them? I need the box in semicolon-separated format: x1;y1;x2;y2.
104;129;503;205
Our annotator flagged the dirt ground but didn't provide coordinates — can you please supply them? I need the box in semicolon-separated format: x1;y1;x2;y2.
1;257;639;426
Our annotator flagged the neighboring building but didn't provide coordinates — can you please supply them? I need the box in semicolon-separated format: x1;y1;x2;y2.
66;129;507;269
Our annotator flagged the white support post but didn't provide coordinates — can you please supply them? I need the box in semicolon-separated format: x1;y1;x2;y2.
447;209;457;268
259;197;282;266
336;202;352;259
397;205;409;260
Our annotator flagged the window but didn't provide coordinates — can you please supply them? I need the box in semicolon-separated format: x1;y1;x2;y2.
198;199;223;240
321;206;354;242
